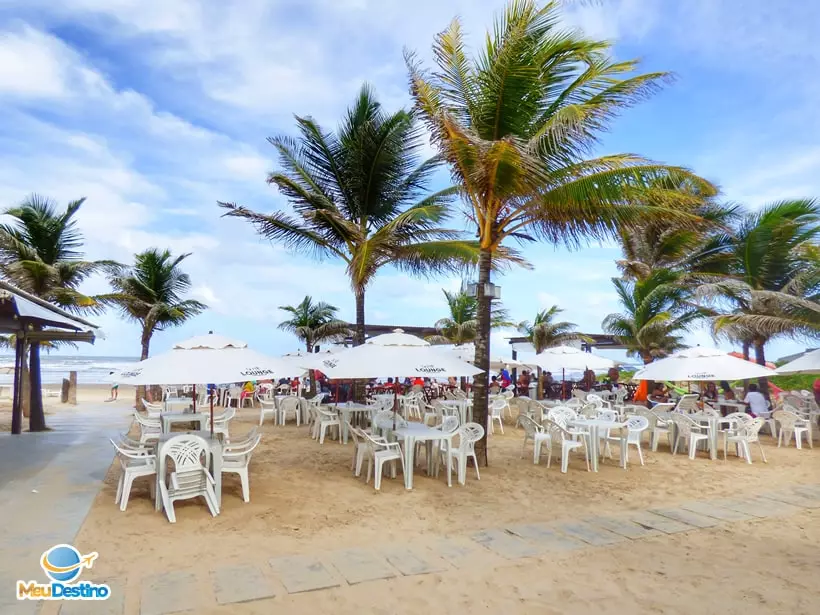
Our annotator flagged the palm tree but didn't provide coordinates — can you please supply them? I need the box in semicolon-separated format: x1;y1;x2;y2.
603;270;703;364
278;296;350;352
407;0;716;456
219;85;479;349
517;306;586;354
696;199;820;393
0;195;110;431
427;288;511;345
103;249;207;408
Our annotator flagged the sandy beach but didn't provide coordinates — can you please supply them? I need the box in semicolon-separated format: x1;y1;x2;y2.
5;391;816;614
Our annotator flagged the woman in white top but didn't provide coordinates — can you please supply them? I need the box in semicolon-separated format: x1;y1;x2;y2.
743;383;769;417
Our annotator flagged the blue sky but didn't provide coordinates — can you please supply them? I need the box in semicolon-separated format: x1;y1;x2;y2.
0;0;817;362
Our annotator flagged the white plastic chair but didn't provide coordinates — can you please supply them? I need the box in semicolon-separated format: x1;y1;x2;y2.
141;399;163;418
670;413;710;459
774;409;813;449
134;412;161;443
346;423;374;478
158;435;219;523
316;407;341;444
110;439;156;511
586;394;604;409
648;402;675;451
614;415;649;466
488;398;505;434
519;415;550;461
278;396;301;426
362;431;405;490
208;407;235;441
501;390;515;419
723;417;766;464
537;418;590;473
224;386;241;409
221;432;262;502
445;422;484;486
257;395;277;425
674;394;700;414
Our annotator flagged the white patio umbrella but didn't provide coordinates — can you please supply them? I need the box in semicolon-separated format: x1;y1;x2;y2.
365;328;429;346
117;333;296;434
632;346;776;381
523;345;616;372
775;349;820;375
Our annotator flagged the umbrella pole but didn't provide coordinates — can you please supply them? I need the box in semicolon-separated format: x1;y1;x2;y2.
192;384;196;412
209;393;214;438
393;376;398;431
561;368;565;401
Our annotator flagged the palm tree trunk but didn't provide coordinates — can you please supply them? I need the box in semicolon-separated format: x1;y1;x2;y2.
11;335;24;434
354;288;365;346
136;332;151;411
306;341;317;398
28;341;47;431
472;248;492;466
753;339;770;399
536;367;543;401
742;340;750;361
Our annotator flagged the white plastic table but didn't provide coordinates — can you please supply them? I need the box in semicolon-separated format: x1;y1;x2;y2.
689;412;740;460
570;418;627;472
394;424;454;489
164;397;191;412
154;431;223;511
161;412;208;433
333;402;372;443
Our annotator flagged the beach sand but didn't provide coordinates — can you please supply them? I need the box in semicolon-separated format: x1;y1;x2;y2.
7;391;819;614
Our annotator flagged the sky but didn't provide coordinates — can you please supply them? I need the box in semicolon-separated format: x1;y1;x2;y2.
0;0;818;362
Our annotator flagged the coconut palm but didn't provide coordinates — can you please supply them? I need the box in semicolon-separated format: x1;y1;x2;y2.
0;195;111;431
278;296;350;353
102;249;207;408
219;85;479;348
517;306;586;354
427;288;512;345
407;0;716;456
696;199;820;392
603;271;704;364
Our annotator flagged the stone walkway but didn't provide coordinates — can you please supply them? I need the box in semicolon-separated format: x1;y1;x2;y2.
69;483;820;614
0;406;132;615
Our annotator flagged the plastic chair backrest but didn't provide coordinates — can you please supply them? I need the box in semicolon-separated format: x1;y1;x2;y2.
440;415;460;434
163;435;208;471
626;415;649;432
519;415;542;437
458;423;484;450
280;396;300;413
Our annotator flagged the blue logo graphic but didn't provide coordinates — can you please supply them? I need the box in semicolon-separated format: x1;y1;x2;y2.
40;545;97;583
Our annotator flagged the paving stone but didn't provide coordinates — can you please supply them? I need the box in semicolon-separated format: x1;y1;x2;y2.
758;490;820;509
328;548;397;585
649;507;720;529
60;578;124;614
140;571;200;615
552;521;627;546
382;547;448;576
626;511;696;534
471;528;540;559
505;523;586;552
792;484;820;499
211;565;277;605
268;555;340;594
678;500;753;521
583;516;661;539
432;538;486;569
712;497;803;518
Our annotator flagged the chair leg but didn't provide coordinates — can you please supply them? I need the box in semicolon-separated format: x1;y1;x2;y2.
471;453;480;480
636;443;644;466
688;436;697;460
239;469;250;502
319;423;327;444
561;446;569;473
115;473;124;505
119;475;133;512
375;459;383;490
758;440;767;463
743;441;752;464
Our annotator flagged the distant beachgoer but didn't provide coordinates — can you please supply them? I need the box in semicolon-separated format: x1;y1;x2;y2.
702;382;718;402
108;371;118;401
489;376;501;394
743;383;768;417
648;383;669;405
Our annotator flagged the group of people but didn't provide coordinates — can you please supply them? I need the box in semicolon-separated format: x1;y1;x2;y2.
648;380;770;416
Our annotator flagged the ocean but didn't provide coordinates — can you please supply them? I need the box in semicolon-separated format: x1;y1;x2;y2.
0;355;140;385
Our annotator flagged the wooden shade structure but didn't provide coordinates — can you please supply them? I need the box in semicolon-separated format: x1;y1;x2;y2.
0;280;100;434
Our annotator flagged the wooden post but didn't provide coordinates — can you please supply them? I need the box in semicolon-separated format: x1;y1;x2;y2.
61;378;70;403
67;371;77;405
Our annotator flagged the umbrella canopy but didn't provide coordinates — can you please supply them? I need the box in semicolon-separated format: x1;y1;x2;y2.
117;334;297;385
775;349;820;375
632;346;776;381
315;344;483;379
522;345;615;373
728;351;776;370
365;328;430;346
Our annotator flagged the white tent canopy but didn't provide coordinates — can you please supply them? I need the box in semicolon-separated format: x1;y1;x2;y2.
366;329;429;346
632;346;776;381
521;345;616;373
775;349;820;375
117;334;297;385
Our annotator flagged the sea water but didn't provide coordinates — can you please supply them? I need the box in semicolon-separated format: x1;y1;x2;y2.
0;355;140;385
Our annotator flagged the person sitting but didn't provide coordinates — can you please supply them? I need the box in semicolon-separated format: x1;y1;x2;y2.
743;383;768;417
702;382;719;402
648;383;670;405
489;375;501;394
240;381;256;405
720;380;735;401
